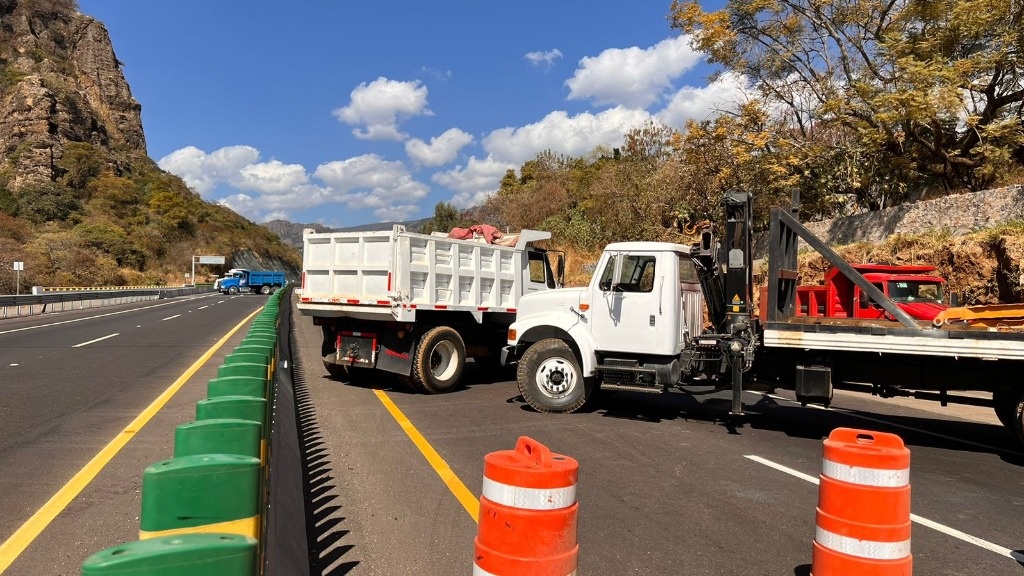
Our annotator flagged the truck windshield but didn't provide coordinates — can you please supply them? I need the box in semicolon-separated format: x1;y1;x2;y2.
887;280;943;303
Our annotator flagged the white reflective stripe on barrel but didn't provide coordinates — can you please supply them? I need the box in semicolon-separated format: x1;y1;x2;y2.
474;565;576;576
816;526;911;560
481;477;576;510
822;458;909;487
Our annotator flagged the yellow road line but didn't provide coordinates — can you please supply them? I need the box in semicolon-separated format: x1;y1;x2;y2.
0;307;264;574
373;390;480;522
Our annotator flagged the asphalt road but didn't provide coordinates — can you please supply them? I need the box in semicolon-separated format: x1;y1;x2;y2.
291;298;1024;576
0;292;267;576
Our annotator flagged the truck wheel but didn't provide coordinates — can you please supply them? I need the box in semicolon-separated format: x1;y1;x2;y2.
410;327;465;393
517;338;588;413
228;286;239;295
261;285;271;295
996;387;1024;444
993;388;1017;429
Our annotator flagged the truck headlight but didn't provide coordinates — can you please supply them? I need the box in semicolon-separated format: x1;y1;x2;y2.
729;339;744;353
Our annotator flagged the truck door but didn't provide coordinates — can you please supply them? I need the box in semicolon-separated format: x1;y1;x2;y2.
590;252;666;354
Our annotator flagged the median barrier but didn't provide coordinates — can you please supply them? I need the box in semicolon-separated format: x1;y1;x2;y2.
139;454;262;540
174;419;261;460
812;428;912;575
82;534;258;576
474;436;579;576
80;287;295;576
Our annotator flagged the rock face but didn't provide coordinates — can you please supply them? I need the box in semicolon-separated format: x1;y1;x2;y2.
0;0;145;187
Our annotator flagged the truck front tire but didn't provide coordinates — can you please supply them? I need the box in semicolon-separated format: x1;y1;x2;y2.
228;286;239;295
517;338;589;413
410;327;466;393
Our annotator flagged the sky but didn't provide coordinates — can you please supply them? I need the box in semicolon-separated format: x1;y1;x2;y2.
77;0;738;228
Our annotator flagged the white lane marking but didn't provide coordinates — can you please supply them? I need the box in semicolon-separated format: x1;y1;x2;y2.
0;294;216;336
198;306;208;310
8;363;17;367
744;455;1020;561
161;315;181;321
72;333;119;348
762;393;1023;457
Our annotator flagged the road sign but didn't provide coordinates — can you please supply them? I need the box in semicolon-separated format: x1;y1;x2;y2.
197;256;226;264
13;261;23;271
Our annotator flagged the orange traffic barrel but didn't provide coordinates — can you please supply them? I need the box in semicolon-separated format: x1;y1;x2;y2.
812;428;912;575
474;436;578;576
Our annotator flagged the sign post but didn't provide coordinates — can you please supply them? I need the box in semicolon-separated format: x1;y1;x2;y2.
13;261;23;295
191;255;226;287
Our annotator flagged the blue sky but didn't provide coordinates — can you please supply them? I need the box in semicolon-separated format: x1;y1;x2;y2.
78;1;737;228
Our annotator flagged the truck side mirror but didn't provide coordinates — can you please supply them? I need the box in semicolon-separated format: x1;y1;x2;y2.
556;253;565;286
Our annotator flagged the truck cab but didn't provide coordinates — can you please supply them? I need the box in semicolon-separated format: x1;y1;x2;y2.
773;264;947;322
507;243;706;412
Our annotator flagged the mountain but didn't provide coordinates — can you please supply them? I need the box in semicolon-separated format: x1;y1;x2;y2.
0;0;301;291
261;218;432;249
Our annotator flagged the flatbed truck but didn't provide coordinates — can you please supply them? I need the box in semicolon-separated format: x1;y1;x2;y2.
503;191;1024;445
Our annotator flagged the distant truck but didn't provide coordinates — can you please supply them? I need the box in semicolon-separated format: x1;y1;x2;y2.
217;269;286;295
759;263;948;322
297;225;564;393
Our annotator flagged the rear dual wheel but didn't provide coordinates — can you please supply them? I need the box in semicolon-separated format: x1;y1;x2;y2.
408;327;466;394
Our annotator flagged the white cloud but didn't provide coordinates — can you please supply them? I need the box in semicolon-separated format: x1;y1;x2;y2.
656;72;751;127
332;77;432;141
314;154;430;218
433;156;517;208
157;145;259;197
236;160;309;194
566;35;702;109
405;128;474;166
483;107;655;165
525;49;563;69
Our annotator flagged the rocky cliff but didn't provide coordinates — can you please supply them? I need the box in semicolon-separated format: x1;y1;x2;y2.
0;0;145;187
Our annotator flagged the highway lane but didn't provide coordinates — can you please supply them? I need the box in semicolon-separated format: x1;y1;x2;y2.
0;292;267;575
292;300;1024;575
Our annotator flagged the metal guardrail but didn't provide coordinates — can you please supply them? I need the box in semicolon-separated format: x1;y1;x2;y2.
0;286;215;319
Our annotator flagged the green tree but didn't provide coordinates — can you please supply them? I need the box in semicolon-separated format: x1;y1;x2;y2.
420;201;468;235
671;0;1024;205
17;181;80;223
58;142;107;191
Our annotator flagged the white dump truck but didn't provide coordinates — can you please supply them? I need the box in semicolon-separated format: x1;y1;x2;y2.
297;225;563;393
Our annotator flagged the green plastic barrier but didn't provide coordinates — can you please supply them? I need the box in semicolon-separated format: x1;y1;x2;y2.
233;344;273;360
224;352;268;366
196;396;266;428
82;534;257;576
173;419;260;460
207;375;267;400
216;362;269;384
139;454;261;539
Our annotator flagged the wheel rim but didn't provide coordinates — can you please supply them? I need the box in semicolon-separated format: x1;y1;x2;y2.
429;340;459;381
534;357;577;398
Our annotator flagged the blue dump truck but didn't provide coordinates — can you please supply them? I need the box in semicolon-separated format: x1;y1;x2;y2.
215;269;286;295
